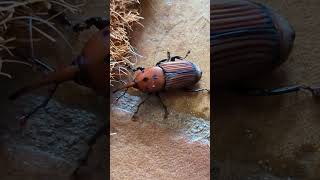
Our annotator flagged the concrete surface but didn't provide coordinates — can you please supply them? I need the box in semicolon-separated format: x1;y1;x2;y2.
110;0;210;179
214;0;320;179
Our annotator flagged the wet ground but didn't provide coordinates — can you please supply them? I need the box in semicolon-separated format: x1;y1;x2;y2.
0;0;107;179
214;0;320;179
110;0;210;179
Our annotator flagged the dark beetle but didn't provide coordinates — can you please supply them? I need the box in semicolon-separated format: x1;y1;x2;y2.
9;17;109;125
113;51;208;118
211;0;295;86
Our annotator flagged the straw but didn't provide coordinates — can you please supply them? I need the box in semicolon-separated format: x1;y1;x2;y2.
0;0;84;79
110;0;143;86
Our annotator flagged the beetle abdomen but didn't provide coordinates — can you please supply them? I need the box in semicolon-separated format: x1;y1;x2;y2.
158;60;202;90
211;0;295;85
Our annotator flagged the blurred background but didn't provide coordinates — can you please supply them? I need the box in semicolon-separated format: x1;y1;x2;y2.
214;0;320;179
0;0;107;179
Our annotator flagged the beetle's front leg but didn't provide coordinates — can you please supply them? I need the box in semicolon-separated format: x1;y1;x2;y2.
73;17;109;32
156;93;169;119
132;93;152;121
18;83;59;128
132;67;145;72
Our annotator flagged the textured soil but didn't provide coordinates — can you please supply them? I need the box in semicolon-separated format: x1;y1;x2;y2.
214;0;320;179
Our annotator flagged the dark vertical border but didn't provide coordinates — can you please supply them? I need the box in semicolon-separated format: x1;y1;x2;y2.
105;0;110;179
210;0;216;179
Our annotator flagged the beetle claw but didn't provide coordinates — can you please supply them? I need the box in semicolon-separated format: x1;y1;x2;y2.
303;85;320;96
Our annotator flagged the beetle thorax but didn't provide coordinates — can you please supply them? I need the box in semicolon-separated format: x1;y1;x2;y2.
133;66;165;93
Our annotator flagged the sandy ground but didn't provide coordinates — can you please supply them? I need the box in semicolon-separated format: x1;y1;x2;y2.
214;0;320;179
110;0;210;179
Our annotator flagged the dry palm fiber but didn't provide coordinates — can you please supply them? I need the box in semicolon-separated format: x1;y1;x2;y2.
0;0;84;79
110;0;143;86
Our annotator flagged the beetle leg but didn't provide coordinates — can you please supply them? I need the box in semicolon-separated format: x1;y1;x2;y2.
156;93;169;119
18;83;59;128
169;50;191;61
156;59;168;66
303;85;320;96
132;94;151;121
72;123;107;177
170;56;183;61
167;51;171;61
132;67;145;72
73;17;109;32
113;88;128;103
184;88;210;93
183;50;191;59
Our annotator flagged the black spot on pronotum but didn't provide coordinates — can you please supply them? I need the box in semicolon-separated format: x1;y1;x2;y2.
143;77;149;82
152;74;157;80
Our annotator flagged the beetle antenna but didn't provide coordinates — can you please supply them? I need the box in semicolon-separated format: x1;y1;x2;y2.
184;50;191;59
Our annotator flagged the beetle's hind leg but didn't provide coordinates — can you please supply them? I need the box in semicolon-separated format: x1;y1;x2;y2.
184;88;210;93
170;56;183;61
73;17;109;32
156;93;169;119
156;59;168;66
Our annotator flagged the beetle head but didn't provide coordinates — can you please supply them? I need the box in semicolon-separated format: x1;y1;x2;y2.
132;67;165;93
113;66;165;93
